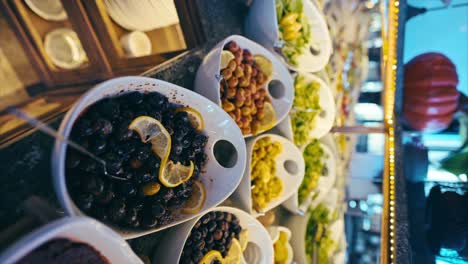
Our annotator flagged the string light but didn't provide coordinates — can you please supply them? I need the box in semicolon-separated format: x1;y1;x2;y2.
383;0;399;263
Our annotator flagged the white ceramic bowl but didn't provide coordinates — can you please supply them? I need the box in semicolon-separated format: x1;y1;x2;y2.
153;206;274;264
232;134;305;216
277;73;336;144
282;141;337;214
0;217;141;264
120;31;152;57
266;226;293;264
194;35;294;138
52;76;247;239
245;0;332;72
44;28;88;70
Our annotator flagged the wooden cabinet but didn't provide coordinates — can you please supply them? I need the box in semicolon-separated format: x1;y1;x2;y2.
0;0;205;87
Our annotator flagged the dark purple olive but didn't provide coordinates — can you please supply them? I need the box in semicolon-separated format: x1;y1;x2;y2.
98;99;120;119
66;151;81;169
214;230;223;240
141;214;158;228
206;234;214;244
76;193;93;211
208;221;217;232
216;212;224;220
80;159;98;173
77;119;94;136
136;146;151;161
123;208;138;225
108;198;126;222
120;182;137;197
91;138;107;154
192;231;202;241
135;171;153;183
116;126;134;141
151;204;166;218
161;188;174;201
127;92;143;105
81;176;104;195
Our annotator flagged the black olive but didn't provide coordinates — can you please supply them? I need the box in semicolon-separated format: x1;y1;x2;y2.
108;198;126;222
127;92;143;105
151;204;166;218
141;214;158;228
91;138;107;155
76;193;93;211
81;176;104;195
77;119;94;136
123;208;138;225
66;151;81;169
208;221;217;232
120;182;137;197
192;230;202;241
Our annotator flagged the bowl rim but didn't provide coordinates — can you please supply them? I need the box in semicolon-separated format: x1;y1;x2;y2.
52;76;247;239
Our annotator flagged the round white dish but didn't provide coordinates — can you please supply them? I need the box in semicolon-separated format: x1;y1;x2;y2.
277;73;336;143
0;217;141;264
44;28;87;70
266;226;293;264
120;31;152;57
245;0;332;72
282;141;337;214
25;0;67;21
52;76;247;239
104;0;179;32
194;34;294;138
232;134;305;216
153;206;274;264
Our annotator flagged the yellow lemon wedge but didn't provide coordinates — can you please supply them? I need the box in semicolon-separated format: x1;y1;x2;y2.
176;107;204;132
253;54;273;80
159;160;194;188
224;238;243;264
220;50;235;69
128;116;171;163
182;179;206;214
199;250;224;264
258;102;277;132
238;230;249;251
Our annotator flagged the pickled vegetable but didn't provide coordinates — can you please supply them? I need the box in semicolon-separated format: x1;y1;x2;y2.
298;140;326;204
251;137;284;211
305;204;334;264
291;74;322;146
276;0;312;66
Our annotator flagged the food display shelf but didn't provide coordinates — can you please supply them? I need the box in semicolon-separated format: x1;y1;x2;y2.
0;0;403;263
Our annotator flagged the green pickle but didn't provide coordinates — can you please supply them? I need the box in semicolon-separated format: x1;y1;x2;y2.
305;204;335;264
291;74;322;146
298;139;326;204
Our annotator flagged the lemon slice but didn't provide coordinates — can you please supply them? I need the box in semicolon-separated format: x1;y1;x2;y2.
200;250;224;264
239;230;249;251
254;55;273;80
182;180;206;214
128;116;171;162
224;238;243;264
159;160;194;188
258;102;277;131
176;107;204;132
220;50;235;69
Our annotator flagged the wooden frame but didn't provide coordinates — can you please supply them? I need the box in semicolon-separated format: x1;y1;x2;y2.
80;0;205;76
0;0;112;87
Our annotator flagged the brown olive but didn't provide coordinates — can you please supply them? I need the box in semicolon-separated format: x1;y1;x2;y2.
258;88;267;98
255;99;264;109
257;109;265;120
245;97;253;107
241;106;251;116
227;77;238;88
256;72;265;84
234;108;241;122
245;114;252;123
238;77;249;87
221;68;233;79
227;41;240;53
228;60;237;71
253;92;261;100
234;67;244;78
252;68;258;77
236;88;246;100
248;83;257;94
234;51;243;64
242;126;251;135
227;87;237;99
240;117;250;128
235;99;244;108
250;104;257;115
222;100;235;112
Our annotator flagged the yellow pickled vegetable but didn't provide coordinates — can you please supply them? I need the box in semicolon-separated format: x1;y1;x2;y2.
274;231;290;264
251;137;284;211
